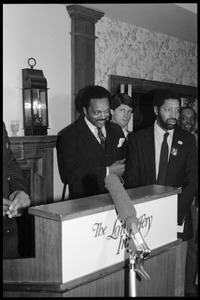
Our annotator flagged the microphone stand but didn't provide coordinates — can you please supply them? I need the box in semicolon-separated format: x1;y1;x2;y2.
129;254;137;297
127;224;151;297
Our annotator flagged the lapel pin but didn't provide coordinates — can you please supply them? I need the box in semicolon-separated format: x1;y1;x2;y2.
171;147;178;156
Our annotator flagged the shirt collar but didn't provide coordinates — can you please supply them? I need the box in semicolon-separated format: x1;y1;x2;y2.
84;116;106;134
84;116;97;132
123;127;129;138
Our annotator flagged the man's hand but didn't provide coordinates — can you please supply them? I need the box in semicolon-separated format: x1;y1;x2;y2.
6;190;31;218
3;198;12;216
108;159;126;177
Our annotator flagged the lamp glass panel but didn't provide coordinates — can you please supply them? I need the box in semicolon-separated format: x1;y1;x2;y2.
40;90;47;126
24;89;32;127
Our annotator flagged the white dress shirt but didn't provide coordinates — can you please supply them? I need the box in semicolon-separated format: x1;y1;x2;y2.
84;116;106;143
123;127;129;138
154;121;174;179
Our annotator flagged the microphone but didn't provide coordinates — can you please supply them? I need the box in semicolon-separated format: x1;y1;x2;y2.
105;174;150;258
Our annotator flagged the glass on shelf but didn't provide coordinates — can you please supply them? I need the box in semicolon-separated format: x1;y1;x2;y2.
10;120;20;137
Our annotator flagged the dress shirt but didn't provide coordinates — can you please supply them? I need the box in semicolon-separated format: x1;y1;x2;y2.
123;127;129;138
84;116;109;176
84;116;107;143
154;121;174;179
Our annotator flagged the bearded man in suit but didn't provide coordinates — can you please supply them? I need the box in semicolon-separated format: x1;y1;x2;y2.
123;89;198;296
57;85;126;200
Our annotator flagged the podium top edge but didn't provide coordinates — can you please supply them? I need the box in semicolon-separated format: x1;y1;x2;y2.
28;185;180;222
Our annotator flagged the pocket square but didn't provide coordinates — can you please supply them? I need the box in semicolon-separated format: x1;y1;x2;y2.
117;138;125;148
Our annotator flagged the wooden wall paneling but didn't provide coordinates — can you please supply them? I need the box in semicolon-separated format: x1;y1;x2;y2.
3;216;62;283
3;241;182;297
9;135;57;206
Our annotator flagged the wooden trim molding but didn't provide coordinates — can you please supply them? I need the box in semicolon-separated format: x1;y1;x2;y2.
109;74;198;98
109;75;198;131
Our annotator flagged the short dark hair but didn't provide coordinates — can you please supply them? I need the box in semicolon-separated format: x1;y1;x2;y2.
75;86;90;114
153;89;181;109
110;93;135;110
78;85;111;111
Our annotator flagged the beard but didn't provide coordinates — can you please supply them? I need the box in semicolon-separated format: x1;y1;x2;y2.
157;114;178;130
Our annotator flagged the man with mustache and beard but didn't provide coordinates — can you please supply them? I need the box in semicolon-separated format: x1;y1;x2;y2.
57;85;126;200
123;89;198;297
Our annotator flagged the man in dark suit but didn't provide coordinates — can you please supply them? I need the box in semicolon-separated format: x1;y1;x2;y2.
57;85;126;200
3;122;31;258
123;89;198;296
180;106;198;297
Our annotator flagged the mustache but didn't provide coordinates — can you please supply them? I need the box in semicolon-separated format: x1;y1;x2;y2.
167;118;178;122
97;118;108;121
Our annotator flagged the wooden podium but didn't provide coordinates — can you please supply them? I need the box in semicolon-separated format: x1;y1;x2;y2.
3;185;182;297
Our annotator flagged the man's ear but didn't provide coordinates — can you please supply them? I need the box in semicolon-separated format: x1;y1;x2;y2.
83;107;87;115
153;106;158;116
110;109;114;116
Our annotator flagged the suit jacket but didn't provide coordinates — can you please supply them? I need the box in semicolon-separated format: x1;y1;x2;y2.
124;125;198;241
57;116;126;199
3;122;28;258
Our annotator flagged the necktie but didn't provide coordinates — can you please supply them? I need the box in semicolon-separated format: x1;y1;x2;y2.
157;132;169;185
98;128;106;149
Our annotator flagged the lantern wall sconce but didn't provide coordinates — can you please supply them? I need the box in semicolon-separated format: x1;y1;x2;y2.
22;58;49;136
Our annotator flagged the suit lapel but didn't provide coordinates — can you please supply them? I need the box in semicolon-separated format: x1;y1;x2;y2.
105;122;115;155
166;128;182;181
143;126;156;182
77;117;105;154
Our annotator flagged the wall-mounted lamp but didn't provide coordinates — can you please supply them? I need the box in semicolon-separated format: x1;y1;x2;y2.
22;58;49;135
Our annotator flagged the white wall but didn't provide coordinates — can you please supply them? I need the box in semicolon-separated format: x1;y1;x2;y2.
3;4;72;201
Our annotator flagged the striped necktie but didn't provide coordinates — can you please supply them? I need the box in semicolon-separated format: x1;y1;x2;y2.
98;128;106;149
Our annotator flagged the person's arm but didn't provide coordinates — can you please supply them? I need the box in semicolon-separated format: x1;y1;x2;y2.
3;123;30;217
178;134;198;224
123;133;141;189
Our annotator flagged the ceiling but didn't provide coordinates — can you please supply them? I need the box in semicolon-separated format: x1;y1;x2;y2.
67;3;197;44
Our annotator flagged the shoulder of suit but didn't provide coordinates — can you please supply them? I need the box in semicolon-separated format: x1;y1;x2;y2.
57;116;84;137
128;125;153;138
175;126;196;143
175;126;194;137
106;121;124;133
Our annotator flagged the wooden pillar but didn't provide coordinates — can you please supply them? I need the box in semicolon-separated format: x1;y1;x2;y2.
67;4;104;121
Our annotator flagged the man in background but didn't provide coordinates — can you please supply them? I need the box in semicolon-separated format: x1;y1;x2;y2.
123;89;198;296
180;106;197;139
180;106;198;297
56;85;126;200
110;93;135;139
3;122;31;258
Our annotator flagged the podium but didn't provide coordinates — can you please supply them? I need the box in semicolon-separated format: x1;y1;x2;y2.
3;185;182;297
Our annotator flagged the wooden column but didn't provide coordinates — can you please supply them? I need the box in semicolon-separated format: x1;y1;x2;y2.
9;135;57;206
67;4;104;121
